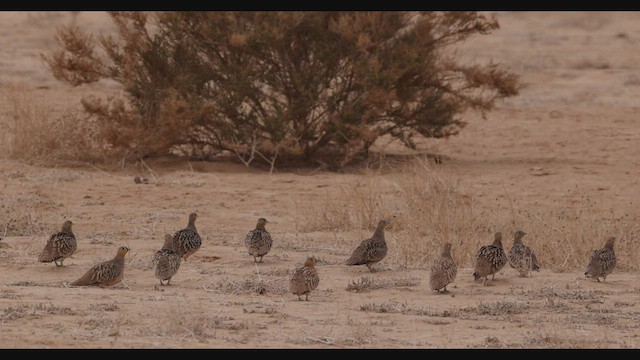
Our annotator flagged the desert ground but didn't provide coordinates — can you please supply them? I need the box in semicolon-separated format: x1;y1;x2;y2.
1;12;640;349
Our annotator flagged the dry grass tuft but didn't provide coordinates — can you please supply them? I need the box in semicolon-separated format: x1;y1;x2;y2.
360;301;460;319
294;156;640;271
476;301;527;315
2;302;78;323
346;276;419;293
209;277;289;296
0;194;56;236
1;88;106;164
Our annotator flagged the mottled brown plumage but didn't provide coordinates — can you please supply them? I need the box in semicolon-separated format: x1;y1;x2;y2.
38;220;77;267
172;213;202;261
429;242;457;293
244;218;273;263
508;230;540;277
70;246;129;287
473;232;508;285
346;219;390;272
290;256;320;301
585;237;616;282
152;234;182;285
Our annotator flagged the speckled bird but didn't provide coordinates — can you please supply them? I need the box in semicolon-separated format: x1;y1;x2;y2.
70;246;129;287
346;219;390;272
473;232;508;285
429;242;457;293
152;234;182;285
585;237;616;282
244;218;273;263
290;256;320;301
172;213;202;261
38;220;77;267
508;230;540;277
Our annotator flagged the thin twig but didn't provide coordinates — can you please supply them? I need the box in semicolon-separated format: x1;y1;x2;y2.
87;163;119;178
138;156;158;181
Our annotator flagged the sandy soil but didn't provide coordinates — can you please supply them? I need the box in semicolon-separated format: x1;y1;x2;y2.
1;12;640;349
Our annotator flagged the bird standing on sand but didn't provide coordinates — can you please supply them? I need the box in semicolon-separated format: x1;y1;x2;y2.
585;237;616;282
244;218;273;263
38;220;77;267
508;230;540;277
346;219;390;272
172;213;201;261
429;242;457;293
70;246;129;287
152;234;182;285
473;232;508;285
290;256;320;301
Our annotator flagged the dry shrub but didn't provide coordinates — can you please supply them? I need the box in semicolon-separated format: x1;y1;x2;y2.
2;89;106;164
44;12;519;169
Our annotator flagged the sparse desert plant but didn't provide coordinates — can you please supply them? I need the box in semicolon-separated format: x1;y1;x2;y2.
346;276;419;293
2;89;107;164
43;11;519;169
208;277;289;296
295;156;640;271
476;301;527;315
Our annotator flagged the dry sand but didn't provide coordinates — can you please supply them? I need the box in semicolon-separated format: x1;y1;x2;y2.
1;11;640;348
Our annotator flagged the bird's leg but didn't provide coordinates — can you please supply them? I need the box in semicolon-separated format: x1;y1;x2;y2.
366;263;376;272
253;256;258;263
166;278;171;285
54;259;62;267
297;295;302;301
259;256;264;263
305;294;309;301
596;277;601;282
491;274;495;280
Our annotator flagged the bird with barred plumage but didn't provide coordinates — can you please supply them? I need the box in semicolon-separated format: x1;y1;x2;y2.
585;237;616;282
172;213;202;261
70;246;129;287
38;220;77;267
508;230;540;278
153;234;182;285
290;256;320;301
430;242;457;293
473;232;507;285
244;218;273;263
346;219;390;272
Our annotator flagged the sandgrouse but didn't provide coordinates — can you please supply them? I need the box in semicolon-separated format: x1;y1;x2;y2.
290;256;320;301
346;219;390;272
507;230;540;277
38;220;77;267
244;218;273;263
172;213;202;261
152;234;182;285
70;246;129;287
429;242;457;293
473;232;508;285
585;237;616;282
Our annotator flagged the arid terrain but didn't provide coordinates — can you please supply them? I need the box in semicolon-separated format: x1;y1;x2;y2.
1;12;640;349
